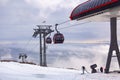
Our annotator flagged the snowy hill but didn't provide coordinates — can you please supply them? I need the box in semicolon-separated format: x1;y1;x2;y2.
0;62;120;80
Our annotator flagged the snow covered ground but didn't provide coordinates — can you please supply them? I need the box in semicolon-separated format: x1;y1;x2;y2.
0;62;119;80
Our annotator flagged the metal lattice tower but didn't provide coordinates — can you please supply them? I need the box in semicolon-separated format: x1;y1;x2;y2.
33;25;54;66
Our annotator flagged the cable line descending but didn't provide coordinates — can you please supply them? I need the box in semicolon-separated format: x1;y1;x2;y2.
57;20;71;25
59;21;91;30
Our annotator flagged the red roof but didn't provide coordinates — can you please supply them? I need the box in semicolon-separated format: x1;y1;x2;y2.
70;0;119;20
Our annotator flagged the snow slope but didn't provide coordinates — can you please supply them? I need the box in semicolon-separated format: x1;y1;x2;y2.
0;62;119;80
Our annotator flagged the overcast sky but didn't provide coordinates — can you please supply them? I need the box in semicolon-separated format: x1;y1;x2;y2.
0;0;120;43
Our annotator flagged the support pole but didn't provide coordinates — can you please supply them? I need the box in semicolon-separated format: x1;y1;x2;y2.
43;33;47;66
105;17;120;73
39;29;43;66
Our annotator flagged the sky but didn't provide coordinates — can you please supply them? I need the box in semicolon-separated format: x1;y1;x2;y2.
0;0;81;41
0;0;120;43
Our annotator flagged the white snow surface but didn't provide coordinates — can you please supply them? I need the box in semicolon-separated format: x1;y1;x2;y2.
0;62;119;80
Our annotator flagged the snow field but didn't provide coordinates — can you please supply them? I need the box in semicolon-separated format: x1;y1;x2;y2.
0;62;119;80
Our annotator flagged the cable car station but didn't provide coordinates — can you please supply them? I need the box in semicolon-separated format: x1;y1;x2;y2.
70;0;120;73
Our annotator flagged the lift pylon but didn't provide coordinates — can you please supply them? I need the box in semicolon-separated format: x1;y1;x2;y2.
33;25;54;66
105;17;120;73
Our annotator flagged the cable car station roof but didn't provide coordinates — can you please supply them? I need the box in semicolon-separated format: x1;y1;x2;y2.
70;0;120;20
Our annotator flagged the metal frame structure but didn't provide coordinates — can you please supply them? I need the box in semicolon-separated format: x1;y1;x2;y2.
70;0;120;73
33;25;54;66
70;0;120;20
105;17;120;73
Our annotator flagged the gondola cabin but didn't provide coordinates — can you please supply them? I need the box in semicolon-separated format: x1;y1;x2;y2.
46;37;52;44
70;0;120;20
53;33;64;44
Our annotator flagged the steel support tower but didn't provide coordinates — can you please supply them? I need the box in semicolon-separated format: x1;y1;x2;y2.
33;25;54;66
105;17;120;73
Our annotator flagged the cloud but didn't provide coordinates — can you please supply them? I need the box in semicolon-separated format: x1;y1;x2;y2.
1;53;13;60
0;0;89;41
25;0;83;10
0;0;120;44
0;41;119;71
0;0;9;6
24;0;83;19
49;43;119;71
25;0;62;18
